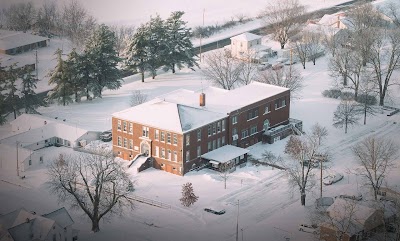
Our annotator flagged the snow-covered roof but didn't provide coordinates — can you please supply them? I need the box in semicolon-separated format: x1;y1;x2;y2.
112;82;288;133
327;199;377;226
201;145;249;163
10;114;59;133
230;32;262;42
0;30;48;51
318;13;345;26
0;143;32;165
0;53;35;68
42;207;74;229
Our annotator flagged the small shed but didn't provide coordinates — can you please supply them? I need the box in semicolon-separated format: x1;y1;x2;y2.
201;145;249;171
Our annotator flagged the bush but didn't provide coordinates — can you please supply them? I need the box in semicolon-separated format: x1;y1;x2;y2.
322;89;342;99
340;91;354;100
357;93;377;105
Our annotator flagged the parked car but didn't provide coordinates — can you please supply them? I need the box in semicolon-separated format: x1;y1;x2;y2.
336;194;362;201
272;63;284;70
204;208;226;215
298;224;318;234
323;173;343;185
301;159;319;168
100;131;112;142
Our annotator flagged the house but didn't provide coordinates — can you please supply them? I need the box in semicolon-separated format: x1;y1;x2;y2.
0;30;49;55
0;114;100;172
112;82;302;176
317;13;349;29
320;199;384;241
229;32;273;62
0;53;36;71
0;207;78;241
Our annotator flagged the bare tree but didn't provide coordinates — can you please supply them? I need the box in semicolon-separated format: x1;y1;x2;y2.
111;25;135;57
332;98;361;134
358;75;378;125
311;123;328;199
256;65;303;99
47;149;134;232
129;90;148;107
385;2;400;27
218;162;232;190
179;182;199;207
292;40;308;69
352;137;398;200
238;50;259;86
3;2;36;32
283;123;328;206
34;1;59;37
202;49;243;90
260;0;306;49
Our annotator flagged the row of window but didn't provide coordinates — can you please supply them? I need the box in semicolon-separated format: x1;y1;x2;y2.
207;136;226;151
117;136;134;149
117;120;133;133
154;129;178;145
207;120;226;137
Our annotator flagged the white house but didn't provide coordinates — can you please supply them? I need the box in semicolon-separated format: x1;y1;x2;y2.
229;32;272;62
0;207;78;241
0;114;100;172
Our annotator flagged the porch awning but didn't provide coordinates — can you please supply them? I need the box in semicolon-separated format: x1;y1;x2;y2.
209;160;220;165
201;145;249;164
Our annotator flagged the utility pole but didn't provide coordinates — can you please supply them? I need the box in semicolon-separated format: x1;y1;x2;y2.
320;157;323;198
35;49;39;79
289;48;293;78
16;141;19;177
200;8;205;62
236;199;240;241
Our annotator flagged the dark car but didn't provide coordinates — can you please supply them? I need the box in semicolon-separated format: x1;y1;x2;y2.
100;131;112;142
204;208;226;215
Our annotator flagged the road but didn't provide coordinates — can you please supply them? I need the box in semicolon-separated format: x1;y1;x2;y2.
193;0;362;54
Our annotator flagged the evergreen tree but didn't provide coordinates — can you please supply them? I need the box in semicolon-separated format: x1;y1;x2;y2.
146;15;167;79
77;50;96;100
164;11;198;74
125;23;149;82
179;182;198;207
20;66;41;114
3;64;20;119
48;48;73;106
0;63;8;124
85;24;122;98
65;49;84;102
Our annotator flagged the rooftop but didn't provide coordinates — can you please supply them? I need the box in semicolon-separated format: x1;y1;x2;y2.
112;82;289;133
0;30;48;51
230;32;262;42
201;145;249;163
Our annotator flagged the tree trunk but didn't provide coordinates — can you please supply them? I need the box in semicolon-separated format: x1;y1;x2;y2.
379;94;385;106
364;107;367;125
313;58;316;65
301;191;306;206
13;109;17;119
91;218;100;232
281;43;285;49
141;71;144;83
345;121;348;134
172;64;175;74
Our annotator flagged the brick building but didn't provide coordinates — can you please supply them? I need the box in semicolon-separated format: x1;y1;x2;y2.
112;82;299;176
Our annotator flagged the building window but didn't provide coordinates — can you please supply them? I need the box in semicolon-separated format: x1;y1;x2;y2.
197;129;201;141
155;130;159;140
160;131;165;142
250;125;257;135
185;150;190;162
129;123;133;133
117;136;122;146
208;125;212;136
282;99;286;107
275;98;286;110
123;121;127;132
264;105;270;114
242;129;249;139
167;133;171;144
217;138;221;148
155;146;159;157
263;119;270;130
212;140;216;150
186;134;190;146
123;138;127;148
208;141;212;151
222;119;225;131
212;123;216;135
222;136;225;146
161;148;165;158
117;120;121;131
173;134;177;145
232;115;238;124
174;151;178;162
217;121;221;133
142;126;149;137
129;139;133;149
197;146;201;157
247;108;259;121
167;149;171;160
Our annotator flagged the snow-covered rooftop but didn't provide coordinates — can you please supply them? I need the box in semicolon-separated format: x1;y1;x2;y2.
0;30;49;51
112;82;288;133
42;207;74;229
201;145;249;163
0;53;35;68
230;32;262;42
327;198;377;226
317;13;345;27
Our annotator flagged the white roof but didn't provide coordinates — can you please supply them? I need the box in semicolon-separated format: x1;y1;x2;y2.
112;82;288;133
327;199;376;226
318;13;345;26
0;53;35;68
0;30;48;51
42;207;74;229
230;32;262;42
201;145;249;163
10;114;58;133
0;143;32;164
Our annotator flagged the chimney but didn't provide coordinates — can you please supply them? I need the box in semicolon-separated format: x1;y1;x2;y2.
199;93;206;107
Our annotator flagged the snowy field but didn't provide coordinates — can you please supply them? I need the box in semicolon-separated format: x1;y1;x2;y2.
1;0;400;241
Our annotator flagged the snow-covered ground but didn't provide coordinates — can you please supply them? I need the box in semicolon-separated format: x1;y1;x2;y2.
1;0;400;241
